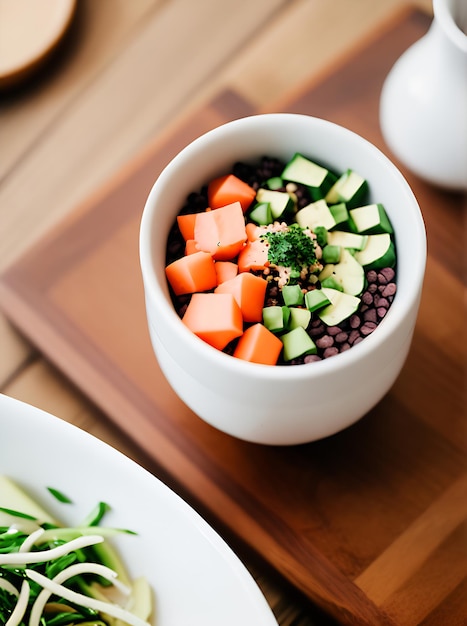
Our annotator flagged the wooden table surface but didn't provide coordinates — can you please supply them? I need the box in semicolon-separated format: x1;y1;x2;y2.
3;1;459;624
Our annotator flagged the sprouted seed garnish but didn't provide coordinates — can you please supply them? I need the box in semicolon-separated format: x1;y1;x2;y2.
0;477;152;626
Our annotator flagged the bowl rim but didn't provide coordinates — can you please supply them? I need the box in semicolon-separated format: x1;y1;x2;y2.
140;113;426;382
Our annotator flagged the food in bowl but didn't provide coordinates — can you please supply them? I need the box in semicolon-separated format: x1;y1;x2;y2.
0;476;152;626
165;153;397;366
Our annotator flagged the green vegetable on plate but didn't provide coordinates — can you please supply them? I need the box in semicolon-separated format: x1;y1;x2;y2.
0;476;152;626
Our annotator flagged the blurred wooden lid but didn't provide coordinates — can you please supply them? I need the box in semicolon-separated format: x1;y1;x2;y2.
0;0;76;89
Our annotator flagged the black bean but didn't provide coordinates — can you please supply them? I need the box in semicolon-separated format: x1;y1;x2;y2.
377;297;389;309
349;314;361;329
363;308;378;323
335;331;349;343
304;354;322;363
380;267;396;282
316;335;334;349
323;347;339;358
309;323;326;337
361;321;377;335
382;283;397;298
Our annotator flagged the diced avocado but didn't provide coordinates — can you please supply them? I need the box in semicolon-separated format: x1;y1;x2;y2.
287;307;312;330
313;225;328;247
281;326;317;361
256;188;295;220
327;230;368;251
354;233;396;270
263;306;290;333
349;203;393;235
266;176;284;190
325;169;368;208
320;276;343;292
305;288;331;312
329;202;350;229
282;153;337;200
295;199;336;231
318;288;361;326
282;283;304;306
249;202;273;225
319;249;365;296
322;244;341;264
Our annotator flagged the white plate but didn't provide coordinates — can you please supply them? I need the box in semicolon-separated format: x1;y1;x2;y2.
0;393;278;625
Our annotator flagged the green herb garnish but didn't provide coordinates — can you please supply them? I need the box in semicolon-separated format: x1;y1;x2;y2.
47;487;73;504
0;506;37;520
260;223;318;276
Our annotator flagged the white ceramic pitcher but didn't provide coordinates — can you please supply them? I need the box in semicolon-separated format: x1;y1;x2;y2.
380;0;467;191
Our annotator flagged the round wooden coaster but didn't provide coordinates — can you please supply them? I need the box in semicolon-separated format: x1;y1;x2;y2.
0;0;76;89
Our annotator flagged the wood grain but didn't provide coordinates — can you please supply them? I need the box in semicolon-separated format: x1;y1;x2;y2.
0;0;288;273
0;8;466;625
0;0;158;177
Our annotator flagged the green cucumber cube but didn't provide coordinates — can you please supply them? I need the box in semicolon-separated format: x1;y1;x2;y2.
354;233;396;270
295;199;336;231
322;244;341;264
256;188;295;220
263;306;290;333
329;202;350;228
282;284;304;307
349;203;393;235
327;230;368;251
282;306;291;327
325;169;368;208
305;288;331;312
266;176;284;190
282;153;337;200
281;326;317;361
249;202;273;225
319;249;365;296
288;307;312;330
318;288;361;326
320;276;343;292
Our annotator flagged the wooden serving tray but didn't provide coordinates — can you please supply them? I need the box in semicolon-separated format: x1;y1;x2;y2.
1;8;466;625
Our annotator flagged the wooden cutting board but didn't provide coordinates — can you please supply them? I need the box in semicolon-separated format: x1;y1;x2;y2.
1;8;466;625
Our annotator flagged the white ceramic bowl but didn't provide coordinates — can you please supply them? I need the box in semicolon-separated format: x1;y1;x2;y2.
139;114;426;445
